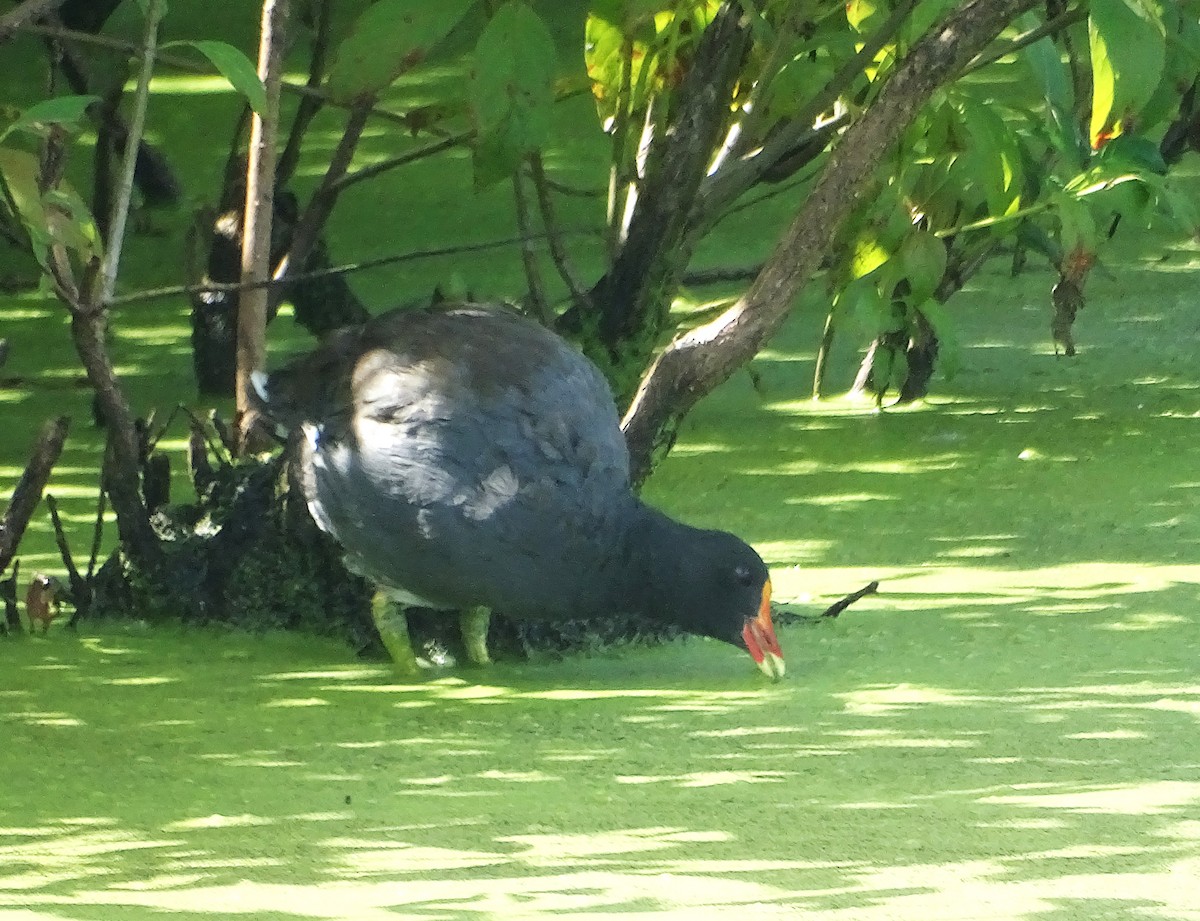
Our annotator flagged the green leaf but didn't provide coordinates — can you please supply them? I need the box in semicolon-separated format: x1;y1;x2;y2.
840;278;886;336
584;14;628;125
164;40;267;115
898;230;947;306
0;149;101;271
1157;182;1200;236
1019;11;1075;125
1;95;100;142
1098;133;1168;175
1057;195;1097;255
326;0;474;104
765;54;834;122
470;3;557;188
1089;0;1166;148
850;233;890;280
845;0;881;33
959;99;1022;217
920;300;960;380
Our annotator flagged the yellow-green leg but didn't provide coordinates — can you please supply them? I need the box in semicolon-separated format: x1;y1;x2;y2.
371;590;421;675
459;606;492;666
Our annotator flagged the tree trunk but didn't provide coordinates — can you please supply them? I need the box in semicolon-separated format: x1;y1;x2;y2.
70;311;162;568
563;1;752;398
620;0;1039;485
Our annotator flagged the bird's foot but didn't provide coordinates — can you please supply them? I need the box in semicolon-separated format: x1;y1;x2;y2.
459;607;492;666
371;591;421;676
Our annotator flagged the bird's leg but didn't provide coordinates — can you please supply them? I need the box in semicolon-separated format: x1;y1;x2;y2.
459;607;492;666
371;590;421;675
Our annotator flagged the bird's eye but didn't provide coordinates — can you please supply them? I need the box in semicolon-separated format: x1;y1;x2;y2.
734;564;754;587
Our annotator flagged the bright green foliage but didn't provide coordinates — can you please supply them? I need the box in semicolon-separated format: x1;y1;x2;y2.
325;0;474;103
469;2;557;188
163;40;267;114
0;102;102;277
0;95;99;143
1088;0;1166;148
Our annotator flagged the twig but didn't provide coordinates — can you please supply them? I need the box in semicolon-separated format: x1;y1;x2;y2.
237;0;290;453
512;165;551;324
98;0;163;306
774;581;880;625
13;22;418;129
0;0;68;43
0;417;70;576
277;0;332;186
271;100;371;306
45;494;87;613
529;152;588;307
108;228;602;307
540;175;606;198
329;131;471;195
820;581;879;618
85;488;106;581
682;263;764;286
964;4;1086;75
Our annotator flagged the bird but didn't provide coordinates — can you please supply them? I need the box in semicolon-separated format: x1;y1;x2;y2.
258;302;784;678
25;574;63;634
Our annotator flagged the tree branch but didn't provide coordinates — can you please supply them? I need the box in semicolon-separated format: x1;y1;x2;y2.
573;0;753;366
0;0;68;44
109;227;602;307
98;0;163;306
512;166;551;324
0;417;70;577
528;152;588;307
237;0;290;453
621;0;1042;484
277;0;332;186
271;101;371;305
694;0;918;226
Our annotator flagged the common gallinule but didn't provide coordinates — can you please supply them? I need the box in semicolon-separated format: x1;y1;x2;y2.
260;303;784;677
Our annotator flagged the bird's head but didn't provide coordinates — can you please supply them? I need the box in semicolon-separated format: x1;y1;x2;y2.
640;517;785;679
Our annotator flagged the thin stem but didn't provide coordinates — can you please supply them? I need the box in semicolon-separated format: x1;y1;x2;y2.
98;0;163;306
529;152;588;307
108;227;601;306
512;165;551;324
0;0;68;43
963;4;1084;75
237;0;290;451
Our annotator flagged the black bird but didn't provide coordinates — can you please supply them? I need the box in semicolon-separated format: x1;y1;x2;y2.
260;303;784;677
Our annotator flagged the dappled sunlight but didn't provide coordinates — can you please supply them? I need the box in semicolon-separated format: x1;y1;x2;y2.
3;11;1200;921
7;621;1200;920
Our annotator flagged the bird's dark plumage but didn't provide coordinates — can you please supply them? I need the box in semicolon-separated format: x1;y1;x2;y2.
264;303;783;675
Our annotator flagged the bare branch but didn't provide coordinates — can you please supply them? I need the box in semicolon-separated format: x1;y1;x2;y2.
0;417;70;577
237;0;290;453
622;0;1042;484
964;2;1086;74
529;152;588;307
109;227;602;307
0;0;68;44
271;101;371;303
330;131;471;195
98;0;164;307
14;21;414;130
512;166;551;324
277;0;333;186
45;494;87;610
696;0;918;224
